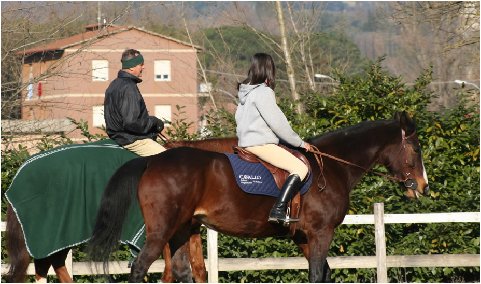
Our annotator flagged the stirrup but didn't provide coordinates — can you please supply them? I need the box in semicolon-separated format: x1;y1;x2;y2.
268;216;299;224
268;207;299;225
268;215;299;224
283;207;299;226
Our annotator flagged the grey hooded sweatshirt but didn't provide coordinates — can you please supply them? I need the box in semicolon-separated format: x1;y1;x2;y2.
235;83;305;148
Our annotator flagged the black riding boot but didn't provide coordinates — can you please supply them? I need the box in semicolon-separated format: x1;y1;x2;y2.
268;174;303;224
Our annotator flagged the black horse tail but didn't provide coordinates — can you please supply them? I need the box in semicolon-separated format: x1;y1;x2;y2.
5;204;31;283
86;156;150;275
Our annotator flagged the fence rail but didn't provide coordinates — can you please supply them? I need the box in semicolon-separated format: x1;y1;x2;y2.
2;203;479;282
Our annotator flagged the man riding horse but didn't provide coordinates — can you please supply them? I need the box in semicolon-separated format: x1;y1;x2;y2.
104;49;165;156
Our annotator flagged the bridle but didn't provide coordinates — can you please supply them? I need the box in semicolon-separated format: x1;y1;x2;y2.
308;129;418;191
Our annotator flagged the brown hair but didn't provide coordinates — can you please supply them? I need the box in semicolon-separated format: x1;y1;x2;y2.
238;53;276;90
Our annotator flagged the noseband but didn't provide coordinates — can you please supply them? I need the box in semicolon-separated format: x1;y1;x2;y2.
309;129;418;191
385;130;418;189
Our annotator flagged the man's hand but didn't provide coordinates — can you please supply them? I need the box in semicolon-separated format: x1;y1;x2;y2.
155;118;164;133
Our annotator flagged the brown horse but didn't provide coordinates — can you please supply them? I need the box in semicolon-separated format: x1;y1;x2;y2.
88;112;429;282
4;137;234;283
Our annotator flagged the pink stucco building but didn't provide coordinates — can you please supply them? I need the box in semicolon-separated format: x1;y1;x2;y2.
17;24;204;139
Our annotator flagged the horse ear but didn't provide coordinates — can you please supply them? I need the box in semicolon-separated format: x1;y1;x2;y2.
400;111;416;135
393;112;400;120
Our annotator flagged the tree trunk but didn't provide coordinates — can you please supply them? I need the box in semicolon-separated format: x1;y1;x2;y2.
275;1;303;114
286;2;315;92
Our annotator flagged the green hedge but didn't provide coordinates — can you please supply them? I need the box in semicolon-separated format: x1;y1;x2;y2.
1;57;479;282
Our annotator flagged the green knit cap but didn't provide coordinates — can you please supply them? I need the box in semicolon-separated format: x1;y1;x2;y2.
122;53;144;69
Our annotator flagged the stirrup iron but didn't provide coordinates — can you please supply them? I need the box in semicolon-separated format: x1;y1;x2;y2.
283;207;299;226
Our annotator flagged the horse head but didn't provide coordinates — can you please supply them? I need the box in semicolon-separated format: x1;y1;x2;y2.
388;111;429;199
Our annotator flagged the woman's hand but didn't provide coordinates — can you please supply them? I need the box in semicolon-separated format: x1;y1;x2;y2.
303;142;311;152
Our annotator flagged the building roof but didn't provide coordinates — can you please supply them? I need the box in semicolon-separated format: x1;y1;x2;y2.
15;25;202;56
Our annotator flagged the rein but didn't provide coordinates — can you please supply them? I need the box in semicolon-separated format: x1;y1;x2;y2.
308;130;417;191
158;133;178;148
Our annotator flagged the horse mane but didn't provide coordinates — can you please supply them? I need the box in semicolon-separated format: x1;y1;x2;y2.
307;119;396;146
164;137;238;152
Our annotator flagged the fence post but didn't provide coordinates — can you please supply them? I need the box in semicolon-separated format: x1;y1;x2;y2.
207;228;219;283
374;203;388;283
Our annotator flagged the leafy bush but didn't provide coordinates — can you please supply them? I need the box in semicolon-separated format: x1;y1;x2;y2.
163;105;200;141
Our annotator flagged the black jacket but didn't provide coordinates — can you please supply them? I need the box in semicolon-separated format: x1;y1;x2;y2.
104;70;160;146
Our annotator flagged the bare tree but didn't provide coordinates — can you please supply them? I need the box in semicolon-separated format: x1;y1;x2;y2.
276;1;302;113
178;2;218;112
1;2;138;120
378;1;480;107
286;2;315;91
191;2;342;111
0;2;160;153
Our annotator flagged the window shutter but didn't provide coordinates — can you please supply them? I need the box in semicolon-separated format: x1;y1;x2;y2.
92;105;105;127
155;105;172;126
154;60;171;81
92;60;109;81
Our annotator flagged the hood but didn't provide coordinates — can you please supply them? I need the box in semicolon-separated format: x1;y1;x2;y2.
238;83;265;104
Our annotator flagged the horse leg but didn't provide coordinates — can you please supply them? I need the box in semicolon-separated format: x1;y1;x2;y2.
169;223;194;283
129;233;168;283
5;204;31;283
163;224;206;283
161;244;175;283
48;249;74;283
323;261;332;282
294;234;332;281
189;225;206;283
307;228;334;283
292;233;310;260
34;258;50;283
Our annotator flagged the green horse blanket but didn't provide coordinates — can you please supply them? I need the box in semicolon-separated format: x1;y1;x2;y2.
5;139;147;259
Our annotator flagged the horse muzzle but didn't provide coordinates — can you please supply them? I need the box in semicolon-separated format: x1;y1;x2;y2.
404;179;429;198
404;179;417;190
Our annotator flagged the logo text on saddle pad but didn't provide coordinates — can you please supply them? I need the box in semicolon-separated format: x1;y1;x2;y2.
239;174;263;185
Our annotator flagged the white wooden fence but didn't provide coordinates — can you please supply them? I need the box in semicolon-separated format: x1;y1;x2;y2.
2;203;479;283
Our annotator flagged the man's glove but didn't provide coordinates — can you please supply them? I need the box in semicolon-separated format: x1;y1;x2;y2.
154;117;164;133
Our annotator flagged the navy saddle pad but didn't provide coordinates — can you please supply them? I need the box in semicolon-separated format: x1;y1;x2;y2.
225;153;313;197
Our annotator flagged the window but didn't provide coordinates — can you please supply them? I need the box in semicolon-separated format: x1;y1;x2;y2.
155;105;171;126
154;60;171;81
92;60;109;81
92;105;105;127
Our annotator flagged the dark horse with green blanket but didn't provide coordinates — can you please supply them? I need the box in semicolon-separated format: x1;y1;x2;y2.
4;137;236;282
88;112;429;282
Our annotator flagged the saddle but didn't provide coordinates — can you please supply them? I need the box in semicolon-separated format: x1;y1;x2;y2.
233;144;311;226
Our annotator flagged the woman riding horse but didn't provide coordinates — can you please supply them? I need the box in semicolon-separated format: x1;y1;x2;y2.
235;53;311;224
